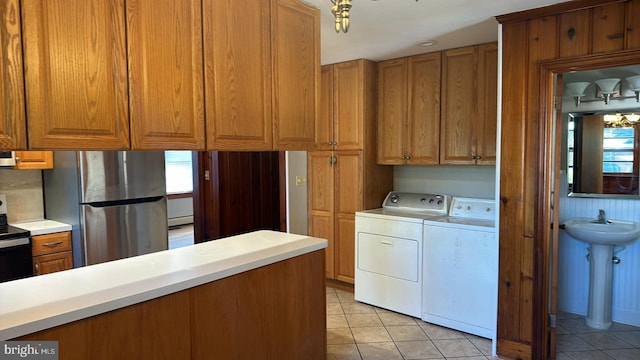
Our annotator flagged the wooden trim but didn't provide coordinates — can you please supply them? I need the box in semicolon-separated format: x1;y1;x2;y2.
166;192;193;200
496;0;626;24
497;339;532;360
192;151;204;243
326;278;354;293
279;151;287;232
539;48;640;72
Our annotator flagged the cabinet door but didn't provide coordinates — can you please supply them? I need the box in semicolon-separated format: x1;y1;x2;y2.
334;60;364;150
377;59;407;165
127;0;205;150
0;0;26;149
272;0;320;150
318;65;334;150
476;43;498;165
22;0;130;150
407;53;441;165
441;46;477;164
334;151;362;284
307;151;335;278
204;0;272;150
33;252;73;275
14;151;53;170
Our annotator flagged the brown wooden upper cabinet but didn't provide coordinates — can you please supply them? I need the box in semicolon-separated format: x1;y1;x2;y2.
440;43;497;165
319;59;374;151
22;0;204;150
378;52;441;165
0;0;26;150
18;0;317;151
127;0;205;150
204;0;319;151
22;0;130;150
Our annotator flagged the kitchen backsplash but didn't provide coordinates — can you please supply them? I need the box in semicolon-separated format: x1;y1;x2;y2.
0;169;44;222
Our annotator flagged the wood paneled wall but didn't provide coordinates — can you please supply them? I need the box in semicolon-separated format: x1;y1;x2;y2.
496;1;640;359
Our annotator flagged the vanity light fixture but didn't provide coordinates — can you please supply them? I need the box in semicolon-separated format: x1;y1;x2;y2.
566;75;640;107
627;75;640;102
595;78;621;105
566;82;590;107
331;0;352;33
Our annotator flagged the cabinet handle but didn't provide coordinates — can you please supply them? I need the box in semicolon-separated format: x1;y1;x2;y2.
43;241;63;247
34;263;39;275
471;155;477;160
477;155;482;160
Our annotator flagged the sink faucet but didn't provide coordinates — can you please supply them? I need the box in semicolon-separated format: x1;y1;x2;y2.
595;209;608;224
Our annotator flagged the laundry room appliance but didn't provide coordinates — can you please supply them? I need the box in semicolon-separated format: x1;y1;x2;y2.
422;197;498;339
355;192;449;317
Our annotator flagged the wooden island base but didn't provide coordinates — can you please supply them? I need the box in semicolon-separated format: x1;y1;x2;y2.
17;250;326;360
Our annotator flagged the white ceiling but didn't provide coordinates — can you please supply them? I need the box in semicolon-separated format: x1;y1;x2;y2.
301;0;570;65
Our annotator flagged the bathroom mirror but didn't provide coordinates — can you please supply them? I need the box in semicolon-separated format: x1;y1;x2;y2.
561;65;640;198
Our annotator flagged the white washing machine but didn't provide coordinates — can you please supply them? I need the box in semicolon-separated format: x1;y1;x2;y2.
355;192;449;317
422;197;498;339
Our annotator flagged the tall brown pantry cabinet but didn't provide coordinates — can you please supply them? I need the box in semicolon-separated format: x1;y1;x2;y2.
308;59;392;284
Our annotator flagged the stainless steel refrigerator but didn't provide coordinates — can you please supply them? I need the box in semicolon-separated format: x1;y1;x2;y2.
43;151;168;267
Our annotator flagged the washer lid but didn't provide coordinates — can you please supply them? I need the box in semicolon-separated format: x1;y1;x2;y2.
382;192;449;215
449;197;496;221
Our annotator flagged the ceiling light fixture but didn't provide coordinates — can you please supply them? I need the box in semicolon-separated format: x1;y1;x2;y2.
603;113;640;127
331;0;351;33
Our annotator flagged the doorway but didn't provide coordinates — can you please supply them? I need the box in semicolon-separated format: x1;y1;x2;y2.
192;151;286;243
540;51;640;359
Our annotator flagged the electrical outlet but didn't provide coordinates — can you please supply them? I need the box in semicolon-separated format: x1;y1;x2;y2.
295;176;307;186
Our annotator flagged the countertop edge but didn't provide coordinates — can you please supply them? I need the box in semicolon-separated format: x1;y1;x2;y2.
0;231;327;340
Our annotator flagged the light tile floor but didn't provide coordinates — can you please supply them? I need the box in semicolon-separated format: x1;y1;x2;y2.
326;287;501;360
328;287;640;359
556;311;640;360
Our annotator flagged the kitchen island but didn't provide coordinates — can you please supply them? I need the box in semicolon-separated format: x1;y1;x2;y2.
0;230;327;359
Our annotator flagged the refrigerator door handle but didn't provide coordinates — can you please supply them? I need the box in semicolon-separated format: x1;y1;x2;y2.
82;196;165;208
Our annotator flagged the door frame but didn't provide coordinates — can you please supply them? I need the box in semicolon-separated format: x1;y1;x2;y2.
192;151;287;243
537;48;640;359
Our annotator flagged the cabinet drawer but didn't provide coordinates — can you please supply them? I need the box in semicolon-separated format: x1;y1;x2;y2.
32;232;72;256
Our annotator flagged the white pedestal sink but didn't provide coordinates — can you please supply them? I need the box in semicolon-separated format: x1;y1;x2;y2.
563;217;640;329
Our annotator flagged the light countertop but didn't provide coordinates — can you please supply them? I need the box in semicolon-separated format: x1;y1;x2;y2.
10;219;72;236
0;230;327;340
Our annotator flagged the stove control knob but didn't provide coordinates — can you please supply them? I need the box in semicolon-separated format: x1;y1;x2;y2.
428;199;434;204
420;198;426;203
437;200;443;205
486;207;491;212
389;194;399;203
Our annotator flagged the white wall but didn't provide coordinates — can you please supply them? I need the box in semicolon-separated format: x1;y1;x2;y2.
167;197;193;227
286;151;308;235
394;165;496;199
0;169;44;222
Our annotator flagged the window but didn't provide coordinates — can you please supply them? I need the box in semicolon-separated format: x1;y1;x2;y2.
602;127;635;173
165;151;193;194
